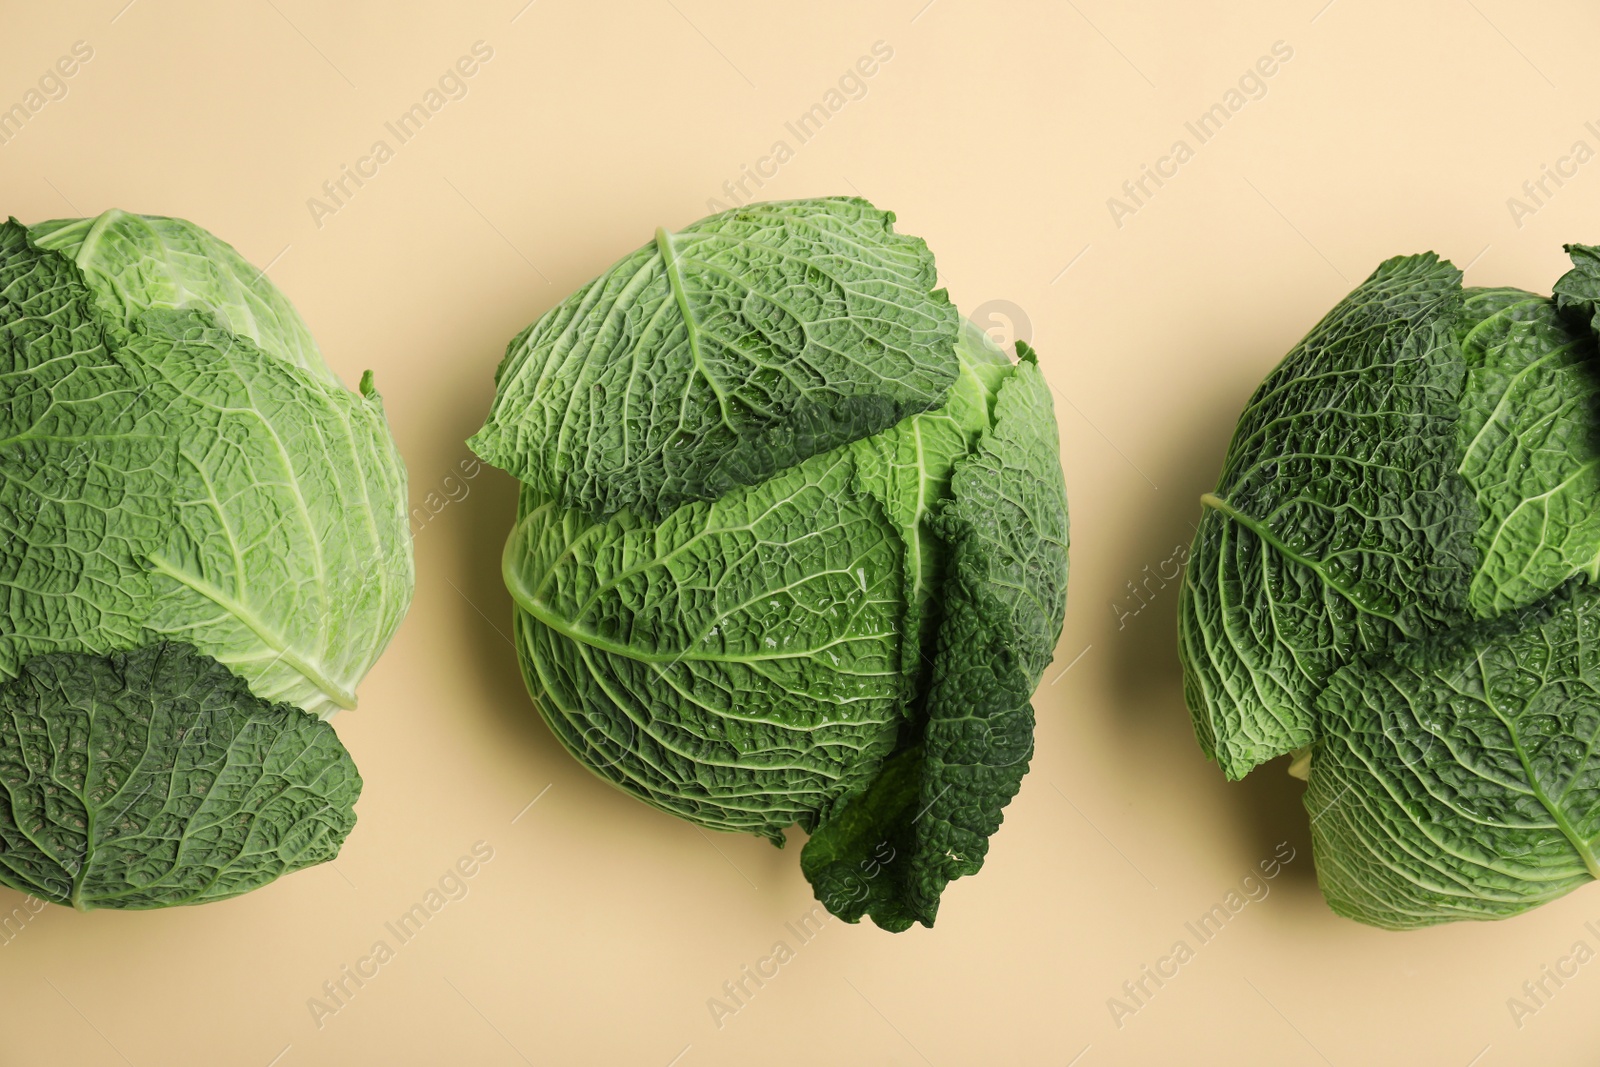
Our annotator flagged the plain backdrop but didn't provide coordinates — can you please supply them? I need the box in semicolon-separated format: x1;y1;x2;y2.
2;1;1599;1064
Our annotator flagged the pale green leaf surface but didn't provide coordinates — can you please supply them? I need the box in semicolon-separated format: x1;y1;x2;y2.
0;218;412;717
469;197;961;522
847;320;1010;683
29;210;333;386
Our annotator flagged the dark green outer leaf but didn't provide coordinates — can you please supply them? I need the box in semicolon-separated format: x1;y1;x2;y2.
1308;582;1600;929
0;642;360;910
1179;254;1478;780
468;197;960;522
801;357;1069;930
1553;242;1600;334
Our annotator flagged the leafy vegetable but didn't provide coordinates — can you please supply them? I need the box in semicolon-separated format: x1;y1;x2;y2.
1180;243;1600;928
0;643;361;910
474;198;1069;931
0;210;412;907
470;197;962;523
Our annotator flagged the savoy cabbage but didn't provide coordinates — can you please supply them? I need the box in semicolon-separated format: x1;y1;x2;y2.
0;210;412;908
1180;244;1600;928
471;198;1070;931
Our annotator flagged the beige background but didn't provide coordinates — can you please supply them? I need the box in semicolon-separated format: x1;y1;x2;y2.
2;0;1598;1063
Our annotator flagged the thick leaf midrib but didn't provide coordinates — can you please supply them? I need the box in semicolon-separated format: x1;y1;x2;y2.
511;581;897;668
1200;491;1410;629
144;555;356;709
655;226;734;431
1475;652;1600;880
907;417;930;604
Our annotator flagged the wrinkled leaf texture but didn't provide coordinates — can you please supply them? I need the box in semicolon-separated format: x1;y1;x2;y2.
1180;244;1600;927
475;199;1069;930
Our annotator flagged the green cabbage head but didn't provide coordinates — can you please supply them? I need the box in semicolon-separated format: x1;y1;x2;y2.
1180;244;1600;929
0;210;412;908
470;198;1069;931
